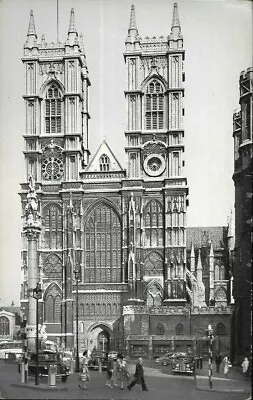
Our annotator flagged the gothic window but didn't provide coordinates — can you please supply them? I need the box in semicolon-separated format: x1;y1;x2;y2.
44;285;61;323
84;204;121;283
155;323;165;335
45;84;62;134
144;200;163;247
175;323;184;335
43;204;63;249
80;304;85;319
145;80;164;130
215;264;225;280
144;251;163;276
216;322;226;336
99;155;110;171
146;281;163;306
0;316;9;336
44;254;62;279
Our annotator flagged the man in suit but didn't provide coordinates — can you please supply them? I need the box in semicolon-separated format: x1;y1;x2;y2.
127;357;148;391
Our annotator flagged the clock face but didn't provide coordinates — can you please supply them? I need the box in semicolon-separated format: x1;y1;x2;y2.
143;154;166;177
42;157;63;180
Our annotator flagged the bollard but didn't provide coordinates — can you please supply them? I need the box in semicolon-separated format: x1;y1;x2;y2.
199;357;203;369
98;359;102;373
48;365;56;387
21;362;25;383
196;358;199;369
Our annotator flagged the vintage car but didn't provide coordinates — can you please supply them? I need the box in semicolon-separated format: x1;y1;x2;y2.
87;350;107;370
172;353;195;375
155;352;186;366
28;350;70;382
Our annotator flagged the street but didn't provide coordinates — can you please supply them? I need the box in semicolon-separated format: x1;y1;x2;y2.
0;360;251;400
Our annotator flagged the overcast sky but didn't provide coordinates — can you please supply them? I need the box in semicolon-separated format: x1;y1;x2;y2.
0;0;252;306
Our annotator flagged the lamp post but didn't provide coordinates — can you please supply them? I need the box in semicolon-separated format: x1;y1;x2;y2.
206;324;214;389
73;267;80;373
32;282;42;386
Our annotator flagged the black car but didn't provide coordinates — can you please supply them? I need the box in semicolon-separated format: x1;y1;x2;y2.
172;353;195;375
87;351;107;370
28;350;70;382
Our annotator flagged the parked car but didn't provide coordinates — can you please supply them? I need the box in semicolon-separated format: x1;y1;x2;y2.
87;351;107;370
155;352;185;366
28;350;70;382
172;353;195;375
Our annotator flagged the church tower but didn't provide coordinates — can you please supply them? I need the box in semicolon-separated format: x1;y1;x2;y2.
20;9;90;349
123;3;188;305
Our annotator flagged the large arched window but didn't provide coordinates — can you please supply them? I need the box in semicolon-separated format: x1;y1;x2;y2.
43;204;63;249
99;155;110;171
144;251;163;276
216;322;226;336
144;200;163;247
45;84;62;134
84;203;121;283
175;323;184;335
215;264;225;280
145;80;165;130
0;316;10;336
155;323;165;335
44;284;61;323
44;254;62;279
146;281;163;306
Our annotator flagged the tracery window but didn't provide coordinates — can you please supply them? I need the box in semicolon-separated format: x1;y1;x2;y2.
215;264;225;280
99;155;110;171
0;316;10;336
44;254;62;279
43;204;63;249
175;323;184;335
45;84;62;134
44;285;61;323
145;80;164;130
144;251;163;276
84;204;121;283
144;200;163;247
216;322;226;336
146;281;163;306
155;323;165;335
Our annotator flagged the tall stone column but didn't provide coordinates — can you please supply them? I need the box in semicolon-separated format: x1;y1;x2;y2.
23;176;41;351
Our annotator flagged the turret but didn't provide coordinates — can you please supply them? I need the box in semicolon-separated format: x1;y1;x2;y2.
125;4;140;51
209;241;215;303
66;8;78;47
190;243;195;273
168;3;183;49
24;10;37;48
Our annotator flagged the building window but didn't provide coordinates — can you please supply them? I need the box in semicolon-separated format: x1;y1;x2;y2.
145;80;164;130
44;254;62;279
155;323;165;335
99;155;110;171
45;84;62;134
84;203;121;283
43;204;63;249
44;285;61;323
0;316;10;336
215;264;225;280
216;322;226;336
144;200;163;247
175;323;184;335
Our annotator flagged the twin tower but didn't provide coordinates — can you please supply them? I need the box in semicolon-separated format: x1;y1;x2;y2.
20;4;188;350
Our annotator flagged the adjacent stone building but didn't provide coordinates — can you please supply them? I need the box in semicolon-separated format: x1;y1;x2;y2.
232;67;252;364
19;3;232;358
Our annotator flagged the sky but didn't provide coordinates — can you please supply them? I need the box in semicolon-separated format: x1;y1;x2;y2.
0;0;252;306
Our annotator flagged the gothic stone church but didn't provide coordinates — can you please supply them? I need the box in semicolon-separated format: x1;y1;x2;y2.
20;4;232;358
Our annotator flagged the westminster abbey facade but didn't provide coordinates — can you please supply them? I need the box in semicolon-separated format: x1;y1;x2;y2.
20;4;232;358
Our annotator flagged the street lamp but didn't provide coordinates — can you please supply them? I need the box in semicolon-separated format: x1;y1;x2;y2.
32;282;42;386
206;324;214;389
73;267;80;373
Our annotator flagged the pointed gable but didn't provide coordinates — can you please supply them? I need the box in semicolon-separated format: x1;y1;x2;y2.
86;140;124;173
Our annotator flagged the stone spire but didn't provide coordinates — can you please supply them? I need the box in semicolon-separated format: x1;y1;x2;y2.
25;10;37;48
209;241;215;303
190;243;195;273
196;248;206;306
168;3;183;48
125;4;140;47
196;249;203;284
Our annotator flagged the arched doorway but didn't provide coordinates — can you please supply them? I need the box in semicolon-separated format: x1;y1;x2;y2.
87;323;113;353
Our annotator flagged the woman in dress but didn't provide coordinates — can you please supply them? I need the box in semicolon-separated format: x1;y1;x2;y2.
241;357;249;374
78;350;90;390
223;356;232;378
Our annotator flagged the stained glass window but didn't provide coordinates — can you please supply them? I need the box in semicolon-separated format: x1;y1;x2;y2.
84;204;121;283
145;80;164;130
45;84;62;134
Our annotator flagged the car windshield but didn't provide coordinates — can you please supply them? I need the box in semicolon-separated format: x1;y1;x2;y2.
31;352;59;363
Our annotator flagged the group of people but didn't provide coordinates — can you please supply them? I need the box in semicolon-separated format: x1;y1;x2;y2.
215;353;250;378
78;351;148;392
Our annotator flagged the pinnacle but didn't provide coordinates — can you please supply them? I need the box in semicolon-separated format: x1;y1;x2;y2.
129;4;137;30
172;2;181;29
27;10;36;36
68;8;77;33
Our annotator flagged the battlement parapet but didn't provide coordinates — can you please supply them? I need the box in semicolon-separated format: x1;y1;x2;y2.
240;67;253;82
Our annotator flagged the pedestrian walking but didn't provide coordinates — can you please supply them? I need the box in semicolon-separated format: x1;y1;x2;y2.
105;354;113;388
223;356;232;378
241;357;249;374
115;353;127;390
78;350;90;390
215;352;222;373
127;357;148;392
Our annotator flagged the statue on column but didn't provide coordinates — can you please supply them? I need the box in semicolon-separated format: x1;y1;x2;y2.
25;174;41;228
